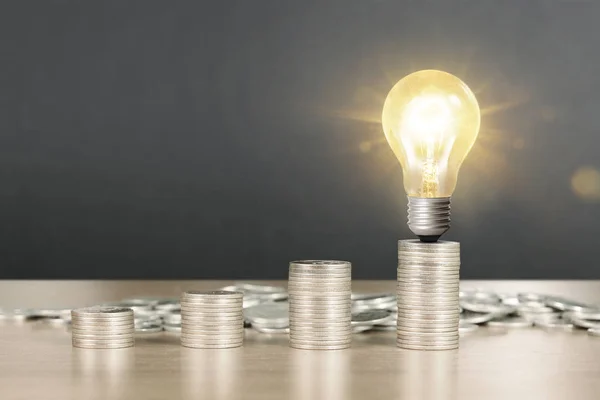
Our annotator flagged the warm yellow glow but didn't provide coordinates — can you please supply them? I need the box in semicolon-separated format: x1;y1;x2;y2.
571;166;600;201
382;70;480;197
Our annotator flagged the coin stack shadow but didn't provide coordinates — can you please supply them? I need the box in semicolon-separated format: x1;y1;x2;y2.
288;260;352;350
180;290;244;349
71;306;135;349
397;240;460;351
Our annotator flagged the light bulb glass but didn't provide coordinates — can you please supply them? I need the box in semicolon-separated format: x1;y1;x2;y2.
382;70;480;197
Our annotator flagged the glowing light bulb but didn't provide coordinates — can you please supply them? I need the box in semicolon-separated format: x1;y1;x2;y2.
382;70;480;241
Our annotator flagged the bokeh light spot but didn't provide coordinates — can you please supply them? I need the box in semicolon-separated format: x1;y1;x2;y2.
571;166;600;201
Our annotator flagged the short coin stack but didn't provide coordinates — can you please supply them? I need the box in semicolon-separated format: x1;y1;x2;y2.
397;240;460;350
71;306;135;349
288;260;352;350
180;290;244;349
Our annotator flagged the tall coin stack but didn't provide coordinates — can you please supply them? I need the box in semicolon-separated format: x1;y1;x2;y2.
397;240;460;350
71;306;135;349
180;290;244;349
288;260;352;350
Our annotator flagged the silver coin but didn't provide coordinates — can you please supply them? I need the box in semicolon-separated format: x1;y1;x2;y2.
398;239;460;250
181;336;243;343
288;272;350;279
181;333;244;341
396;338;459;346
72;333;135;341
180;341;243;349
568;309;600;320
70;323;135;331
398;287;459;295
71;328;135;336
397;268;460;275
289;321;351;329
396;278;461;286
71;321;135;330
289;303;352;311
252;325;289;334
460;311;499;325
290;342;350;350
181;310;243;317
290;260;351;267
290;314;351;321
290;323;352;330
397;296;459;304
397;343;458;351
397;262;460;269
181;323;244;331
72;306;133;316
72;337;135;345
460;301;515;315
179;300;243;308
290;329;352;337
516;305;556;314
563;314;600;330
396;328;458;337
487;317;532;328
544;296;590;312
587;328;600;337
352;310;393;326
288;295;350;303
396;323;458;333
183;290;244;298
534;319;574;331
72;342;135;349
287;287;352;294
290;336;352;344
396;311;460;320
289;338;351;346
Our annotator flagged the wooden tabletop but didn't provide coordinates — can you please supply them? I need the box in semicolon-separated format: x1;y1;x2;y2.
1;280;599;400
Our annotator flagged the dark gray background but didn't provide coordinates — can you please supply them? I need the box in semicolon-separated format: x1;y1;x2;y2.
0;0;599;279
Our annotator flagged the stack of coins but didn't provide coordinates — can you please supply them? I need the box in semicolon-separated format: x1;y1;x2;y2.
397;240;460;350
180;290;244;349
71;306;135;349
288;260;352;350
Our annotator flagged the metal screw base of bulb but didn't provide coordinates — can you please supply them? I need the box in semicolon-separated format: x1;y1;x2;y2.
407;196;451;242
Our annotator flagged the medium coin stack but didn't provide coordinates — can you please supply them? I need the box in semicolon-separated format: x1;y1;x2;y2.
180;290;244;349
71;306;135;349
397;240;460;350
288;260;352;350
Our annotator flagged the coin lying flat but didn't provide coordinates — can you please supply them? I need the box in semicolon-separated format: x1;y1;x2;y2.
487;317;532;329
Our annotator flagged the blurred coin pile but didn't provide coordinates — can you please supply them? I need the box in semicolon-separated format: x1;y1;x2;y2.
4;284;600;339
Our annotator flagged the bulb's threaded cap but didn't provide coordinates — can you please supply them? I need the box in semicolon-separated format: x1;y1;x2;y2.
407;196;451;241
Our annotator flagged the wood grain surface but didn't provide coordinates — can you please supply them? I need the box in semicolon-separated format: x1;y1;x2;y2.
1;280;599;400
